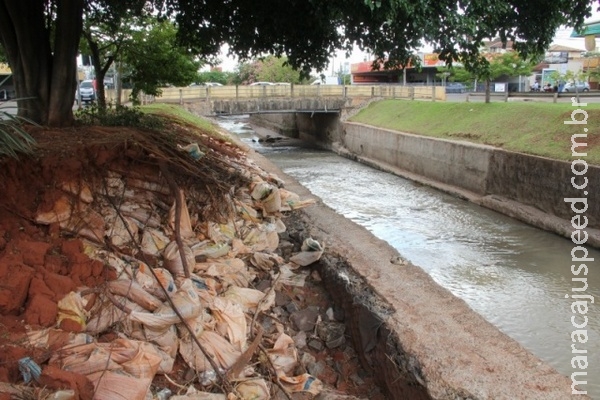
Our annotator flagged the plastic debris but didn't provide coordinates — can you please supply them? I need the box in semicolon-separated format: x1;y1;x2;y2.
56;291;89;329
168;189;195;239
280;373;324;395
235;378;270;400
140;228;171;256
24;134;330;400
268;333;298;376
18;357;41;384
287;237;324;267
179;329;241;372
155;388;172;400
251;252;284;271
211;297;246;350
193;242;231;259
163;241;195;277
169;386;226;399
49;338;162;400
279;189;318;210
129;279;202;329
178;143;205;160
278;264;310;287
222;286;275;313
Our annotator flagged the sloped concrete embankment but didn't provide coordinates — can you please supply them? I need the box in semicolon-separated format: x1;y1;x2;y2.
246;145;587;400
339;122;600;248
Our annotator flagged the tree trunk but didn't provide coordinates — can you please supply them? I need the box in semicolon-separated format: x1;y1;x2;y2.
90;45;107;111
485;79;491;103
84;30;116;111
0;0;84;126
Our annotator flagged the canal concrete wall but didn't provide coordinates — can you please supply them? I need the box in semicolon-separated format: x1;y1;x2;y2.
341;122;600;246
243;141;589;400
340;122;494;195
247;113;299;138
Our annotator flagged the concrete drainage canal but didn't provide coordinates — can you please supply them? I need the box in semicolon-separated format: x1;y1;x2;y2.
215;115;600;399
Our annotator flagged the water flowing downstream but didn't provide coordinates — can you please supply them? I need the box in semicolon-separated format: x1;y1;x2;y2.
218;115;600;398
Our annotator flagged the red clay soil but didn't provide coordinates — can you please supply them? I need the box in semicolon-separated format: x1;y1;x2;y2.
0;127;149;398
0;125;383;400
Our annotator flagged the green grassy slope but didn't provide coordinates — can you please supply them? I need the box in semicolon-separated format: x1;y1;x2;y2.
349;100;599;164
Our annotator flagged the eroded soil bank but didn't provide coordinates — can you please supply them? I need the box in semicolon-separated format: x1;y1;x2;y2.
0;123;384;400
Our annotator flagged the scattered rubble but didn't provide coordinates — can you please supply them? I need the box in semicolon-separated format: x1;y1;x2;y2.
0;122;384;399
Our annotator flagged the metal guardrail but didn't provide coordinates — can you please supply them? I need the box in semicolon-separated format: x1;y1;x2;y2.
105;84;447;104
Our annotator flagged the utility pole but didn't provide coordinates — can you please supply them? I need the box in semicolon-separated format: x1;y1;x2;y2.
331;56;335;77
115;60;123;106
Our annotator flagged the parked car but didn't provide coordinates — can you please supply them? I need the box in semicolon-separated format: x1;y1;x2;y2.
445;82;467;93
310;76;339;85
249;81;274;86
562;81;590;92
189;82;223;87
76;80;96;104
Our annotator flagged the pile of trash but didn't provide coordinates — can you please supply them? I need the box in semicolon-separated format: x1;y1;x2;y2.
0;124;350;399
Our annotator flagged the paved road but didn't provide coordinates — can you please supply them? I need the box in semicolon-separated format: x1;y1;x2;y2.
1;100;90;118
0;100;18;116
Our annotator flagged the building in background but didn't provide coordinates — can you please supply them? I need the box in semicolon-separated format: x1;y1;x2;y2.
350;53;445;85
350;41;592;92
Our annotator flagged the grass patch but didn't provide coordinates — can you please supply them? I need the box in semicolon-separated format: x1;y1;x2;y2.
349;100;600;164
140;103;215;132
140;103;232;143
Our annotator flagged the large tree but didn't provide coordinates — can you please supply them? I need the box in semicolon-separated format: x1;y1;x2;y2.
0;0;594;126
0;0;147;126
0;1;84;126
122;20;201;100
80;2;147;110
231;56;305;85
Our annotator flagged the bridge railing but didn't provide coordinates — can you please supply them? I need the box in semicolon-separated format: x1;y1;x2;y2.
106;84;446;104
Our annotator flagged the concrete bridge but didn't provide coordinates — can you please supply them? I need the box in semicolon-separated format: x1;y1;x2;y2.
106;84;445;116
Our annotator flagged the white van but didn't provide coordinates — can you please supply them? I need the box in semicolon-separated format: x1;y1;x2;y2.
310;76;340;85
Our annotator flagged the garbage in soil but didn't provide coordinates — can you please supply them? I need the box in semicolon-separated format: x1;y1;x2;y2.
0;122;384;400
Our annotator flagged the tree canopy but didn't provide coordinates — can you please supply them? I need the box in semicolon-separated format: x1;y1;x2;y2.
122;21;201;99
232;56;307;85
0;0;595;126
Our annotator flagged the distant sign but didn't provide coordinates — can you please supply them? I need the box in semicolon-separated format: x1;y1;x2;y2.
541;68;557;85
543;52;568;64
422;53;445;67
494;83;506;92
